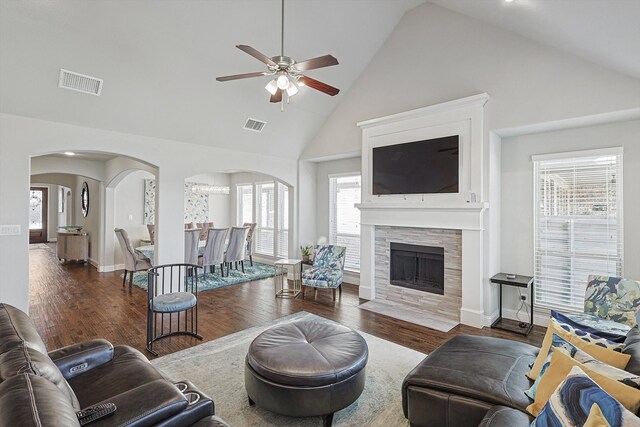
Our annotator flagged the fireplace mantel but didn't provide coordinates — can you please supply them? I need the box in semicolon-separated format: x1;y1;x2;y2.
357;94;490;329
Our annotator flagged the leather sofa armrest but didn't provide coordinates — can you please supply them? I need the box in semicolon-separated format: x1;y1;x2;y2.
48;339;114;380
90;379;188;427
478;406;532;427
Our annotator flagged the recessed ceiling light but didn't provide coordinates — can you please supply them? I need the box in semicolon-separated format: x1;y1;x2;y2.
64;152;76;156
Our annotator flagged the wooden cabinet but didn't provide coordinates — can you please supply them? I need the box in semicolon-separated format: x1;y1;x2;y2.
57;232;89;263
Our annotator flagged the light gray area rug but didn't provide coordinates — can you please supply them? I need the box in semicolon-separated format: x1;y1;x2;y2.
359;300;458;333
152;312;426;426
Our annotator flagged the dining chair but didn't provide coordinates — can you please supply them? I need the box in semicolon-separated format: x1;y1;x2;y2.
197;222;214;241
115;228;152;288
146;224;155;245
185;222;195;230
225;226;248;275
243;222;257;266
184;229;200;265
201;228;228;276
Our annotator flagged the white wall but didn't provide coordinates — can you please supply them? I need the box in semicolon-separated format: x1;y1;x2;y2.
113;170;155;265
72;176;101;264
500;119;640;321
0;113;297;312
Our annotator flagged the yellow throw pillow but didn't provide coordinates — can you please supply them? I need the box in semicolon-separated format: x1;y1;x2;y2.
526;349;640;416
584;404;611;427
526;319;631;380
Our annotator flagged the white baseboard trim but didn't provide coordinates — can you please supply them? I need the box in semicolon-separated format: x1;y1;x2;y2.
98;264;124;273
359;286;373;300
343;270;360;286
460;308;484;329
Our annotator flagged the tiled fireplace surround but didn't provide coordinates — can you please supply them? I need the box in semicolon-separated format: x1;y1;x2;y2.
356;94;490;329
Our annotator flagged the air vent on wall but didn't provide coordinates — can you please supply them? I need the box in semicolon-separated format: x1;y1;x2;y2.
59;69;103;96
243;118;266;133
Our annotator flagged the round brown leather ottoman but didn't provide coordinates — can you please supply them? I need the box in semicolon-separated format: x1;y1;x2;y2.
245;318;368;427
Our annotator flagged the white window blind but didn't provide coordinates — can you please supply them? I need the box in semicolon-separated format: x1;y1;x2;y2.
237;184;253;225
255;182;275;256
277;183;289;258
533;149;623;312
329;174;361;271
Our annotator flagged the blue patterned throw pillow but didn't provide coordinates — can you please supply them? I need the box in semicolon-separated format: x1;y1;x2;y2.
552;310;630;343
552;318;625;352
532;366;640;427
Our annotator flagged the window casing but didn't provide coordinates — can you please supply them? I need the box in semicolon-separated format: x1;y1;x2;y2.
329;174;361;271
533;148;623;312
236;181;289;258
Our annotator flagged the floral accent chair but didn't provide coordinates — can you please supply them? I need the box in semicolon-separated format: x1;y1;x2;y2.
301;245;346;301
584;275;640;328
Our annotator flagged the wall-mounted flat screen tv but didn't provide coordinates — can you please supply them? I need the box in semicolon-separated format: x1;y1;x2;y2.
372;135;459;195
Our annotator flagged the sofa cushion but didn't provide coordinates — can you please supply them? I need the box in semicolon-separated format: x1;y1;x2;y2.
0;304;47;355
68;345;165;408
402;335;538;413
478;405;532;427
0;374;80;427
0;345;80;410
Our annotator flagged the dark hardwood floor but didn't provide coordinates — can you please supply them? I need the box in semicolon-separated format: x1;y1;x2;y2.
28;245;544;359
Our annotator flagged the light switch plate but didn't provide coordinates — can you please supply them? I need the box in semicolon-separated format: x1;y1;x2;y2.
0;225;21;235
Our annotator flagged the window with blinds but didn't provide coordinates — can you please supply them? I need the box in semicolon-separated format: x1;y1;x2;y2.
255;182;275;256
533;149;623;312
237;184;253;225
329;174;361;271
277;183;289;258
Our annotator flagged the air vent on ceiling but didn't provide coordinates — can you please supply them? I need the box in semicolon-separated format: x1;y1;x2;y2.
243;118;266;133
59;69;103;96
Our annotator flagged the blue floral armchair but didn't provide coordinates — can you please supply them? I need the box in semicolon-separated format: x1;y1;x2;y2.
301;245;346;301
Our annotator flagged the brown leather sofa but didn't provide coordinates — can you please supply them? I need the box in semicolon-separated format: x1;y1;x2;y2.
0;303;230;426
402;327;640;427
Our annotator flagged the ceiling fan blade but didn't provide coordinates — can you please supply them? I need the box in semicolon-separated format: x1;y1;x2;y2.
216;71;267;82
298;76;340;96
270;88;283;103
294;54;339;72
236;45;276;66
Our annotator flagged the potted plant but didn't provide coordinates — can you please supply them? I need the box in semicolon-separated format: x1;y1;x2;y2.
300;244;313;263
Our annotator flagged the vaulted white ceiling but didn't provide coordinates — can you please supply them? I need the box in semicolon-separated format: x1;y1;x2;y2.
0;0;422;159
428;0;640;79
1;0;638;162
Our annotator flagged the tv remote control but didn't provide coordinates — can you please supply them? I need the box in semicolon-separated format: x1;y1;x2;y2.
76;403;116;425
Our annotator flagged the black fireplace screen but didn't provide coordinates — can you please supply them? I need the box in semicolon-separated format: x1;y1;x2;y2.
389;243;444;295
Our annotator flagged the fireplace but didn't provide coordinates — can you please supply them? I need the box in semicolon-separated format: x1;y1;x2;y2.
389;242;444;295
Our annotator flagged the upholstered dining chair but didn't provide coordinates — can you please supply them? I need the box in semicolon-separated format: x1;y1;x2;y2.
225;226;248;275
184;229;200;266
115;228;152;288
301;245;346;301
197;222;214;241
201;228;228;276
243;222;257;266
146;224;155;244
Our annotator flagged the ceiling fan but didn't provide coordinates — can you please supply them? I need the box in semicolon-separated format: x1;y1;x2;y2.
216;0;340;109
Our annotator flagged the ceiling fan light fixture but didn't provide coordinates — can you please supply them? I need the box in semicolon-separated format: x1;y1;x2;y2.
286;80;299;96
276;74;290;89
265;79;278;95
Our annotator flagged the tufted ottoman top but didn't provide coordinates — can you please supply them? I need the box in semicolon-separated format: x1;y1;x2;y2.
247;318;368;387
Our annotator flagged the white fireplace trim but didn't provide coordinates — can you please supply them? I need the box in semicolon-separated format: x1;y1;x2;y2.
357;94;490;329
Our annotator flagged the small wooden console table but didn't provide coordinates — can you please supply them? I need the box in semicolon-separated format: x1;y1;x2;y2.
490;273;534;336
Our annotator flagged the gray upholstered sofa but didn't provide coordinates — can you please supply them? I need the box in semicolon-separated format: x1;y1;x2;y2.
402;327;640;427
0;303;229;426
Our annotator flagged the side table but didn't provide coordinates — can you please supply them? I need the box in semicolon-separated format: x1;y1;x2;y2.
490;273;534;336
274;259;302;298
